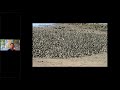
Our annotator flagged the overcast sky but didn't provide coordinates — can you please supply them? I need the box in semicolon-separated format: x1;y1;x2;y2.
32;23;107;27
32;23;54;27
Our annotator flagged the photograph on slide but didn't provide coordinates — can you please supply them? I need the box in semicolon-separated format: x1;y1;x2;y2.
32;23;107;67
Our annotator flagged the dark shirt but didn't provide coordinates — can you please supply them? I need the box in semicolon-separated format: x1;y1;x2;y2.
8;49;16;51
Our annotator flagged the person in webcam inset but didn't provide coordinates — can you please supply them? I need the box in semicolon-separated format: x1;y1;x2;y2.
8;43;16;51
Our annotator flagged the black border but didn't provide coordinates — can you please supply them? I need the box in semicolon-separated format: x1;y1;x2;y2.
31;15;112;81
0;12;21;80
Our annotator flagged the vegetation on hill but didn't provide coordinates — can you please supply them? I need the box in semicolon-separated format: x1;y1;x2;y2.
32;23;107;59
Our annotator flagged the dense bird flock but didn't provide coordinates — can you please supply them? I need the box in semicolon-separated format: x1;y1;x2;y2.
32;23;107;59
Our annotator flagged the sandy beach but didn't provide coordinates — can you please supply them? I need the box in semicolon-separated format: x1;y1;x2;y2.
32;52;107;67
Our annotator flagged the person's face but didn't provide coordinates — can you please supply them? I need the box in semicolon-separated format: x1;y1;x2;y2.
10;44;14;49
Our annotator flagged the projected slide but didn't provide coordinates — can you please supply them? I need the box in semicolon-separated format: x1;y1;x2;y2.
0;39;20;51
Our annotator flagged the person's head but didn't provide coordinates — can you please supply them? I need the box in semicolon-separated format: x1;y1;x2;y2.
10;43;15;49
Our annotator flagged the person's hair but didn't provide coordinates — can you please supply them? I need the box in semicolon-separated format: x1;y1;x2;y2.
10;43;14;45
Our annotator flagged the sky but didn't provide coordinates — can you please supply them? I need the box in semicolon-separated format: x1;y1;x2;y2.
32;23;54;27
32;23;107;27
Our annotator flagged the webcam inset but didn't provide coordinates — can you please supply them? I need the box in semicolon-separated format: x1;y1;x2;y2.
0;39;20;51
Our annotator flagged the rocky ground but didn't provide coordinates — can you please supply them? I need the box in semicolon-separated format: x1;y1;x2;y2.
32;23;107;67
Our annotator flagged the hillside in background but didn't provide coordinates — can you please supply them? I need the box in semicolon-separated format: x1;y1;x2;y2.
32;23;107;59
